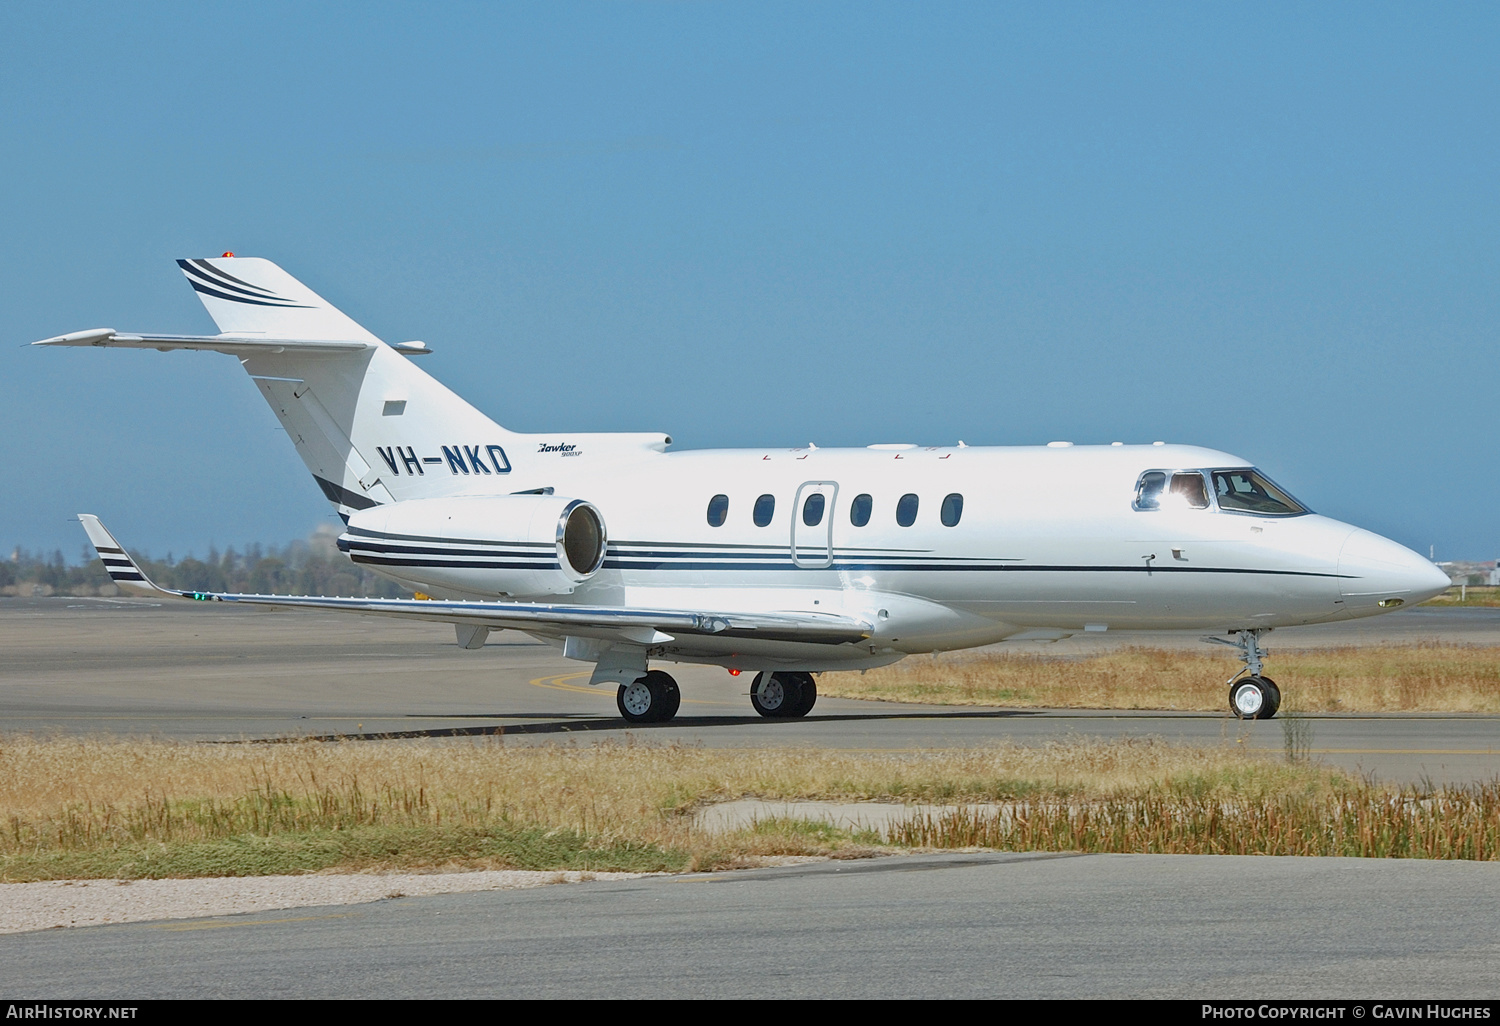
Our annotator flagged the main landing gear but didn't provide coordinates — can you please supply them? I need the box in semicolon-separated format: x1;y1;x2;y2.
616;670;681;724
613;668;821;723
750;671;818;719
1207;629;1281;720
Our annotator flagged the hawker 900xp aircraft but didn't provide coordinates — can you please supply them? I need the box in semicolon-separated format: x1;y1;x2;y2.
36;256;1450;722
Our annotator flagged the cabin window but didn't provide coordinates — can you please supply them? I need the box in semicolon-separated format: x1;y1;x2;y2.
706;494;729;527
896;493;919;527
1134;471;1167;510
753;494;776;527
940;493;963;527
802;493;825;526
1170;472;1209;510
1213;469;1307;516
850;493;872;527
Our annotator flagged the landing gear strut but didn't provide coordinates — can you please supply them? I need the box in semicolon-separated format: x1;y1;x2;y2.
617;669;681;723
750;671;817;718
1206;629;1280;720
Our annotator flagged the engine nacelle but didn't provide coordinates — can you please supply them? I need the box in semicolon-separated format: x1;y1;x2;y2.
340;494;607;598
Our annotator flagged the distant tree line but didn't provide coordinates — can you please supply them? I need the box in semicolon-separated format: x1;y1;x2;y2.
1;530;411;598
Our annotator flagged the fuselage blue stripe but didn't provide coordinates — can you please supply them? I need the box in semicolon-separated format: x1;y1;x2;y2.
350;555;560;570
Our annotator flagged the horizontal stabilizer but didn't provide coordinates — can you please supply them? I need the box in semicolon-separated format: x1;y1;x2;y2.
32;329;371;354
77;516;873;647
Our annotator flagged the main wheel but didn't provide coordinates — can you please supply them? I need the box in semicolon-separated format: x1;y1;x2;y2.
617;670;681;723
1229;676;1277;720
788;672;817;718
750;671;801;718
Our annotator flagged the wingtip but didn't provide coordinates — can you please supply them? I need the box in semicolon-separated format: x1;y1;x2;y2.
76;515;166;597
77;513;117;550
31;328;117;348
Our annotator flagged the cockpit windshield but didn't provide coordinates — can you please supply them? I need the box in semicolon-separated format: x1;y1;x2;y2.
1212;469;1307;516
1134;467;1308;515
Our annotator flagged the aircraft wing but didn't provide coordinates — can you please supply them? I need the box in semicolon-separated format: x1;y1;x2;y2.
78;515;872;647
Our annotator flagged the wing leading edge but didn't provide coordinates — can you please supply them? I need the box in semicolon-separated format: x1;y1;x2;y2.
78;515;873;647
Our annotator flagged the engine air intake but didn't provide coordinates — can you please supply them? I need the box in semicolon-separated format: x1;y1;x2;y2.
559;500;607;579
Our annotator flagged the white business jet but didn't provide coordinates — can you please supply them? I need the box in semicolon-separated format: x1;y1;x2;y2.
36;257;1450;723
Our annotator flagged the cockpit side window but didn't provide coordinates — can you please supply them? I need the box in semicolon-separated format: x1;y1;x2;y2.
1170;472;1209;509
1134;471;1167;510
1213;469;1307;516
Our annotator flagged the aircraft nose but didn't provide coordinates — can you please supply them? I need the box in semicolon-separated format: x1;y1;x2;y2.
1337;529;1452;611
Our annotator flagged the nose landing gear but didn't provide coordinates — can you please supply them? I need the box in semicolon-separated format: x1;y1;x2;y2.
1206;629;1281;720
1229;674;1281;720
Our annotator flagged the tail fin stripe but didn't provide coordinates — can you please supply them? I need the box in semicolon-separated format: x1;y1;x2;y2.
187;258;282;297
178;260;302;305
187;279;311;309
184;259;284;301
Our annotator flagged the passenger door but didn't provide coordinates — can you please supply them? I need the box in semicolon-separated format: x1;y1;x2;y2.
791;481;839;568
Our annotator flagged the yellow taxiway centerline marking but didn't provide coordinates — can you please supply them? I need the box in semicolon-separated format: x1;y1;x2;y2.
528;672;597;694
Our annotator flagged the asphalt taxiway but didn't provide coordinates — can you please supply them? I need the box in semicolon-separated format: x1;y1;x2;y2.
2;852;1497;999
4;598;1500;998
1;598;1496;783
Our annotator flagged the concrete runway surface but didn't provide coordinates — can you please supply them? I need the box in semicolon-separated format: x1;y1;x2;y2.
2;853;1498;999
1;598;1497;783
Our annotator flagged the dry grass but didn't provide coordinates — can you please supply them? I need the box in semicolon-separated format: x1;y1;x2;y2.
0;735;1347;880
1424;586;1500;608
893;787;1500;860
819;644;1500;712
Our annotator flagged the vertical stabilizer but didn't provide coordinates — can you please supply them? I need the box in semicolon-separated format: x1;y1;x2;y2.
177;257;382;342
177;257;526;515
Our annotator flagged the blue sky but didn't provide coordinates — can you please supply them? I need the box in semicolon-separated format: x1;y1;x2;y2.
3;2;1498;560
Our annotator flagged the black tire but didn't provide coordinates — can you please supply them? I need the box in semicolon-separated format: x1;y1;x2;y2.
648;670;681;721
750;671;801;718
1258;676;1281;719
787;672;817;718
1229;676;1275;720
616;670;681;723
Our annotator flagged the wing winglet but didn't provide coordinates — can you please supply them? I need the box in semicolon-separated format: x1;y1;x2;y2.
78;514;188;599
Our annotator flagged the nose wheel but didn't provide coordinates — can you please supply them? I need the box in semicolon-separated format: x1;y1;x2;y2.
1206;629;1282;719
1229;675;1281;720
750;671;817;718
616;670;681;723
